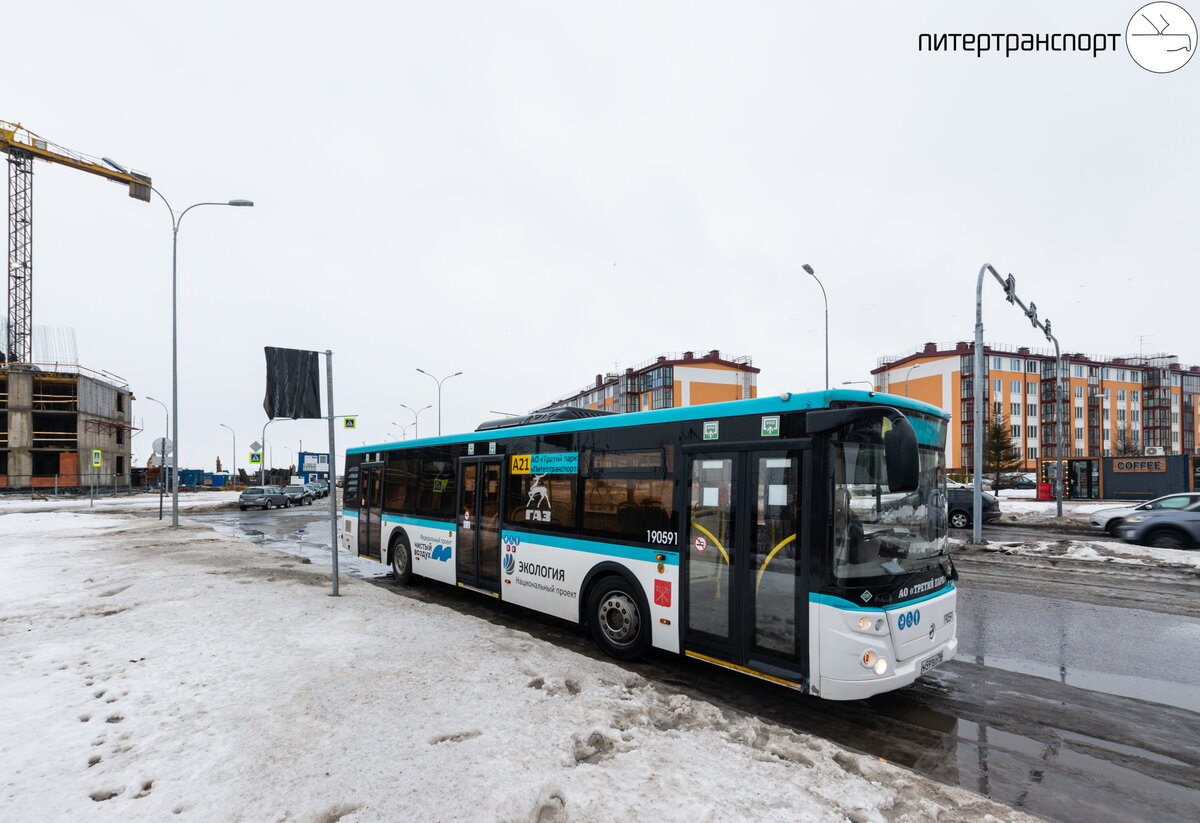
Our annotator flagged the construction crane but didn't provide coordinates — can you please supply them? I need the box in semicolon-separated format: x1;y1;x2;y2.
1;120;151;365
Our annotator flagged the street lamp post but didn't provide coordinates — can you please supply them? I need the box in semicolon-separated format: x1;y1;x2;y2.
219;423;236;482
391;421;413;440
840;380;873;389
416;369;463;435
802;264;828;390
903;362;926;397
399;404;431;439
261;417;291;485
103;157;252;527
146;395;168;519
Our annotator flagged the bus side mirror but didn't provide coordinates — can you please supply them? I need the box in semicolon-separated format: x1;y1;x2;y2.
884;419;919;493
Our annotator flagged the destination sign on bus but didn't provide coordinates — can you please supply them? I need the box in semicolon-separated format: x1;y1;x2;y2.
510;452;579;474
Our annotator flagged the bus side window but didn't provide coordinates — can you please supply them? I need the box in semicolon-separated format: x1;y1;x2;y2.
506;471;577;530
581;447;676;542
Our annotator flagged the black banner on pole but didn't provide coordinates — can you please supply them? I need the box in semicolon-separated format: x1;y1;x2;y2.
263;347;322;419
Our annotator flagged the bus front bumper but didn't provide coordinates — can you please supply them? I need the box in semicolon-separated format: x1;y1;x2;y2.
818;635;958;701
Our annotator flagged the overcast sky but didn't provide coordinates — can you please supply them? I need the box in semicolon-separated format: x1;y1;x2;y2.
7;1;1197;474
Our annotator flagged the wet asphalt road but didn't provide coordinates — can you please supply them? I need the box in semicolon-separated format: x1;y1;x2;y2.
186;506;1200;823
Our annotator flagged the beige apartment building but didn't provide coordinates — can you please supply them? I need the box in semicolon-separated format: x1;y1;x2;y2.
541;350;759;413
873;342;1200;472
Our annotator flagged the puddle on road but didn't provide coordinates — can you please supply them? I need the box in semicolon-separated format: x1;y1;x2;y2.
957;586;1200;713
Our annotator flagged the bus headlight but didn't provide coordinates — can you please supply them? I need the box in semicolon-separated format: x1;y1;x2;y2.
856;616;885;633
874;658;889;676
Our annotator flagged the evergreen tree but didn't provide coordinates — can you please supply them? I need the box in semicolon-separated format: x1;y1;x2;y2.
1113;426;1140;456
983;412;1024;484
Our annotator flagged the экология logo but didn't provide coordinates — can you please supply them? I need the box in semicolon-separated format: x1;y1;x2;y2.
1127;2;1196;72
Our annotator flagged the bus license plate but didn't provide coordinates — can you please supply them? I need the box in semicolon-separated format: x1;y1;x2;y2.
920;651;944;674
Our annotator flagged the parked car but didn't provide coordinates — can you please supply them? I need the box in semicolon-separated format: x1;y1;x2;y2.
309;480;329;498
993;473;1037;490
1089;492;1200;536
1115;504;1200;549
239;486;290;511
946;488;1001;529
283;483;315;506
304;482;325;499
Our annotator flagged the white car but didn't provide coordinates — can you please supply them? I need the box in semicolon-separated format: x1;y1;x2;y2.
1090;492;1200;536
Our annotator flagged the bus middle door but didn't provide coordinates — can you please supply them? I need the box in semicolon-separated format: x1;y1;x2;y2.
455;458;503;594
682;445;808;684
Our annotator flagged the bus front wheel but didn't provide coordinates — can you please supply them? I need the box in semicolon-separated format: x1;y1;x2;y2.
391;534;413;585
587;575;650;661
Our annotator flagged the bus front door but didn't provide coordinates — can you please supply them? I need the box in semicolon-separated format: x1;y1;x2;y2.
683;448;807;683
357;463;383;561
455;458;503;593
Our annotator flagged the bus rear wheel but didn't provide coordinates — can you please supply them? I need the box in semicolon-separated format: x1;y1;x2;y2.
587;575;650;661
391;534;413;585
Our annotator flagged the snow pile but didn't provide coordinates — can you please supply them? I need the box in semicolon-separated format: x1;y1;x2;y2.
0;511;1035;822
953;536;1200;571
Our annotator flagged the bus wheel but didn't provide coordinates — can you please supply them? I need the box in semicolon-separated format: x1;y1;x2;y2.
391;535;413;585
587;575;650;661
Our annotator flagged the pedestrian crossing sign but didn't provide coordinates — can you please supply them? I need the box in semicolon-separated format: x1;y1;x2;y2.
344;417;357;430
250;452;262;464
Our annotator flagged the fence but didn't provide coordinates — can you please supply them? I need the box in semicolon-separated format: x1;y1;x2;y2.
0;473;138;496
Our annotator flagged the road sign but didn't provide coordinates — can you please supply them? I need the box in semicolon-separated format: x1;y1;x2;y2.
249;452;262;464
152;437;174;455
344;417;357;430
250;440;262;451
92;449;102;467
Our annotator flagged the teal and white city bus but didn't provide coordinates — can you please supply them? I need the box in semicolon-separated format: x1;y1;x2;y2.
340;390;955;700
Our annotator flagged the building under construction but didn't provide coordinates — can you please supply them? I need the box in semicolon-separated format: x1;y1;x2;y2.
0;363;133;491
1;123;146;490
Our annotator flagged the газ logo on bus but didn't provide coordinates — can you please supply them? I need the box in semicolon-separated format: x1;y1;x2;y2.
503;553;515;575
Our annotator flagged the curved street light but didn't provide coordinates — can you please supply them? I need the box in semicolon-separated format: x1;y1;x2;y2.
103;157;252;527
416;369;463;435
219;423;236;481
400;404;431;439
802;264;829;391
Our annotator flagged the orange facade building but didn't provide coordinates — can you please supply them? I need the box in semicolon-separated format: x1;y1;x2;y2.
872;342;1200;472
541;350;759;414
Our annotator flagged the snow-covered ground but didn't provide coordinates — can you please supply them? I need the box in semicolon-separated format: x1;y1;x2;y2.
0;509;1040;822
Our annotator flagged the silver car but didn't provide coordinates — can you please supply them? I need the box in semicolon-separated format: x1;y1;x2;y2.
1090;492;1200;536
239;486;290;511
1115;503;1200;550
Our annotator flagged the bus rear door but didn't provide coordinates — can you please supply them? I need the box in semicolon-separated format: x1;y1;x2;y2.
682;445;809;685
357;462;383;561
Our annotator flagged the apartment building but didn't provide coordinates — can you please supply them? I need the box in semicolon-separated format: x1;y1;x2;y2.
872;342;1200;472
540;350;759;413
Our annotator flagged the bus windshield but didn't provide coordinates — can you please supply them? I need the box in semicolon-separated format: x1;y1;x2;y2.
831;419;948;583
